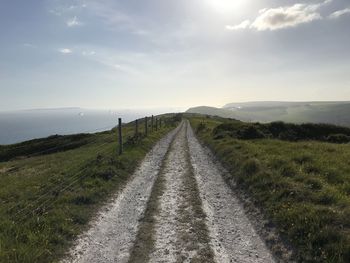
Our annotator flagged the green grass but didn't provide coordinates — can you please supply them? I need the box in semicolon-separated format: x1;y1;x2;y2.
0;115;179;263
187;114;350;263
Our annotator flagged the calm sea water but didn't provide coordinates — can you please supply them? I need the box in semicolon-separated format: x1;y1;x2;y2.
0;108;180;145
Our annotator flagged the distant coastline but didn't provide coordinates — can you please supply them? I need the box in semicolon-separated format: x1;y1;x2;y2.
0;108;183;145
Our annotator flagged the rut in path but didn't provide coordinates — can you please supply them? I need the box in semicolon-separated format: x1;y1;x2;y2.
62;126;180;263
129;120;214;263
63;121;277;263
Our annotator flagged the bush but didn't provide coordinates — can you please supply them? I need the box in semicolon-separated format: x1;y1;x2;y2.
196;122;207;134
237;126;266;139
326;134;350;144
211;119;350;143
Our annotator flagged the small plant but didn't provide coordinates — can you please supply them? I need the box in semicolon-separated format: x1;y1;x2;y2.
242;158;260;176
196;122;207;134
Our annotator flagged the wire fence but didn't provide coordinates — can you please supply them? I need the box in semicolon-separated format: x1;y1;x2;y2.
12;141;112;223
3;115;171;223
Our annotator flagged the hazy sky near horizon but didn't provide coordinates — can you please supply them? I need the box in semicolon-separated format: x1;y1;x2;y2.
0;0;349;111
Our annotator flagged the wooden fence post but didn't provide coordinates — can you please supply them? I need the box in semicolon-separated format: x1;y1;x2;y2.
135;119;139;136
159;118;162;128
118;118;123;155
155;118;158;131
145;116;148;136
151;115;154;132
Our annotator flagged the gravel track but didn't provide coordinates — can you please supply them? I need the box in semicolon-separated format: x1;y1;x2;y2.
63;121;278;263
149;128;185;262
187;122;276;263
148;121;213;263
62;127;180;263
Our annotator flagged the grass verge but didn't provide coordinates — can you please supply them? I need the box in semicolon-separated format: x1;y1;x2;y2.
187;114;350;263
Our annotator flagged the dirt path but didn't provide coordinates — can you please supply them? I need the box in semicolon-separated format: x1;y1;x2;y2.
62;126;180;263
64;121;277;263
143;120;214;263
187;123;276;263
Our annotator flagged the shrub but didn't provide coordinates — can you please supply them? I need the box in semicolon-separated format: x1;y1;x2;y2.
211;119;350;143
278;130;299;141
196;122;207;134
237;126;266;140
326;134;350;144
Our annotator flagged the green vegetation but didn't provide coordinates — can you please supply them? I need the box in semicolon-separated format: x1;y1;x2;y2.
0;115;179;263
187;101;350;127
0;133;94;162
187;114;350;263
213;121;350;143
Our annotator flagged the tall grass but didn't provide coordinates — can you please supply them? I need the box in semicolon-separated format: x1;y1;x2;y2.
188;115;350;263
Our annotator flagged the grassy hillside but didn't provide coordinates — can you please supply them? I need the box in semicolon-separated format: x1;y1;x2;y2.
187;101;350;126
187;114;350;263
0;115;180;263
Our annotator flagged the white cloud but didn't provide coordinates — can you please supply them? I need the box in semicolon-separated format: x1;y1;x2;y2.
59;48;73;54
67;16;82;27
329;8;350;19
226;20;251;31
251;4;322;31
227;0;332;31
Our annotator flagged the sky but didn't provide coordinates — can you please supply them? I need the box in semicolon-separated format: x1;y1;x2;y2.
0;0;349;111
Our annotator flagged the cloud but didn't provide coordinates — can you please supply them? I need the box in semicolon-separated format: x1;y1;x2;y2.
251;4;322;31
329;8;350;19
67;16;82;27
227;0;332;31
59;48;73;54
226;20;251;31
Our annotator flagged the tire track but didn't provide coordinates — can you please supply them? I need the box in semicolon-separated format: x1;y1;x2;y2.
61;126;180;263
129;121;214;263
187;122;276;263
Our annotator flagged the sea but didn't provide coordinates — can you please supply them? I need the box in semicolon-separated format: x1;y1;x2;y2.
0;108;182;145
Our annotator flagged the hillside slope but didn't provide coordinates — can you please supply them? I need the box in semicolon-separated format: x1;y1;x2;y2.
188;114;350;263
187;101;350;126
0;115;179;262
